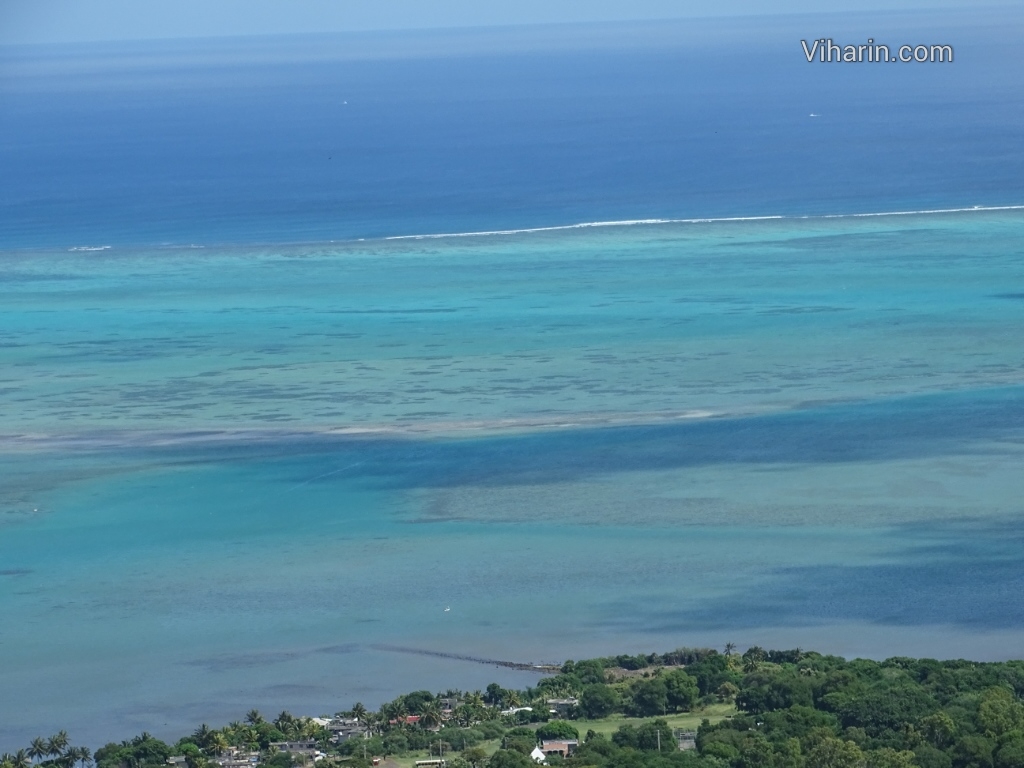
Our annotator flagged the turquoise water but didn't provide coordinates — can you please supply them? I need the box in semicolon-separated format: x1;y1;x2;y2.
3;211;1024;744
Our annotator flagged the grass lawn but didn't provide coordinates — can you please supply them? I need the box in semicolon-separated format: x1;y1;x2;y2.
573;703;737;738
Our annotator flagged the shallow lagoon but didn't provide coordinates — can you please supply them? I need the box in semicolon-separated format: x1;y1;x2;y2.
2;212;1024;744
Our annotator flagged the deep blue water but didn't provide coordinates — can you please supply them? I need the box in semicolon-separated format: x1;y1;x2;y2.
2;8;1024;248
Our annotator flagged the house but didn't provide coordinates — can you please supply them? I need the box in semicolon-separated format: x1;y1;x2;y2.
675;730;697;751
327;718;368;744
389;715;421;726
269;741;324;762
213;749;259;768
530;741;579;764
539;741;578;759
500;706;533;717
545;698;578;717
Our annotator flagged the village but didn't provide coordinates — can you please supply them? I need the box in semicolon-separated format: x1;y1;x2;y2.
164;693;704;768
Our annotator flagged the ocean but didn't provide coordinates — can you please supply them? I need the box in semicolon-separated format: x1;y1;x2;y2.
2;7;1024;748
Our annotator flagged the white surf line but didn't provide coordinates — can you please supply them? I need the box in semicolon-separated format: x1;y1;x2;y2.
383;217;783;240
381;205;1024;241
820;205;1024;219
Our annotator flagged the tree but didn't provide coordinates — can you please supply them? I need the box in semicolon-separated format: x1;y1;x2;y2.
260;753;293;768
865;747;916;768
47;733;70;760
737;672;813;715
741;647;768;674
919;712;957;749
536;722;579;741
192;726;214;753
28;740;49;764
725;643;737;657
402;691;435;715
381;732;407;756
664;669;699;712
207;735;227;758
579;684;620;719
995;738;1024;768
350;703;367;724
716;682;740;703
774;738;806;768
911;744;952;768
737;733;774;768
274;713;297;738
501;730;535;756
806;738;864;768
630;678;668;717
453;704;481;727
978;688;1024;738
951;735;995;768
419;703;443;730
462;747;488;768
613;720;675;752
484;684;506;707
486;750;532;768
13;753;31;768
245;711;264;726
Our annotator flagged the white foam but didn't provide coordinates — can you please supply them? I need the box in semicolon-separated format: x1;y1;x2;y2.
819;205;1024;219
380;205;1024;242
67;245;111;252
383;216;782;241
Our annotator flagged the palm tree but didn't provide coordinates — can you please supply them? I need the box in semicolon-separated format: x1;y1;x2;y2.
274;712;297;738
350;702;367;724
28;739;48;764
13;752;32;768
724;643;736;657
192;724;214;754
362;712;381;736
208;734;228;757
239;727;259;751
245;710;264;726
419;703;443;730
299;719;321;740
452;704;476;727
46;733;69;761
67;747;91;768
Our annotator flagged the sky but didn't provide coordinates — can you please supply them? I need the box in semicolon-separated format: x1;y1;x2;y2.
0;0;988;45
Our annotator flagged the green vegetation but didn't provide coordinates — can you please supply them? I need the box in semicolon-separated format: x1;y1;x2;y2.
1;732;92;768
6;645;1024;768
